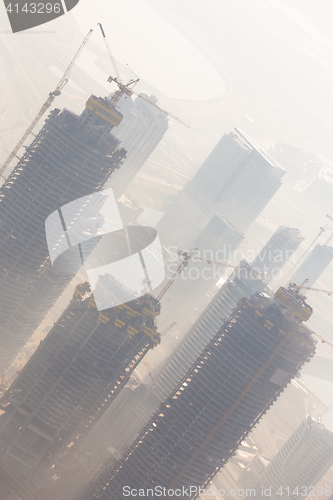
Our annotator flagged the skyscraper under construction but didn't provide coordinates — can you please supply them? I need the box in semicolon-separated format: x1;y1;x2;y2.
63;261;269;483
0;280;160;500
155;260;270;401
0;95;126;375
84;287;316;500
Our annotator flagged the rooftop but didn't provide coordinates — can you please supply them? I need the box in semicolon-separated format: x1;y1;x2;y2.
235;127;286;172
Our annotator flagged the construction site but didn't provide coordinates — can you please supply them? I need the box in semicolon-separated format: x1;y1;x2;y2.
0;280;160;500
0;28;130;377
0;6;333;500
82;287;316;500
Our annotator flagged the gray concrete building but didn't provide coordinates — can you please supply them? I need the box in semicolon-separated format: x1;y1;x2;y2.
83;288;315;500
0;96;126;375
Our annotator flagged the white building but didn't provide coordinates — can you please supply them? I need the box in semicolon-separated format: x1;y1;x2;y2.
289;244;333;287
108;93;168;198
258;416;333;500
252;226;304;282
157;128;285;245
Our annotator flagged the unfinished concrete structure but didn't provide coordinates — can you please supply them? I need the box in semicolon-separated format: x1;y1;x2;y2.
42;261;268;495
0;281;160;500
155;260;270;401
84;288;315;500
0;96;126;375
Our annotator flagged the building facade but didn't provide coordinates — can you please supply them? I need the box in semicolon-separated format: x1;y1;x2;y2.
258;415;333;499
109;93;168;198
0;281;160;499
83;288;315;500
155;260;269;401
157;128;285;246
252;226;304;282
289;244;333;287
0;97;126;375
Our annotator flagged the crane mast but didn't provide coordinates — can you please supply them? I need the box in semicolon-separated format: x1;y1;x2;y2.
98;23;122;84
156;249;237;302
0;29;93;181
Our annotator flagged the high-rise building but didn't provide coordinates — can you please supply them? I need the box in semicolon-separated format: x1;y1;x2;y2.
258;415;333;499
108;93;168;198
0;96;126;375
157;128;285;246
55;377;161;495
155;260;269;401
289;244;333;287
252;226;304;282
83;287;315;500
0;281;160;499
56;261;266;492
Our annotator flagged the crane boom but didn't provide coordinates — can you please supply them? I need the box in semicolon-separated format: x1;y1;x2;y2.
129;88;190;128
156;249;237;301
194;255;237;269
160;322;177;338
156;249;197;301
0;29;93;181
288;282;333;296
301;286;332;295
98;23;190;128
98;23;122;84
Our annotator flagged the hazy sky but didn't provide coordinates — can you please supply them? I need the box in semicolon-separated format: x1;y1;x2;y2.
71;0;226;100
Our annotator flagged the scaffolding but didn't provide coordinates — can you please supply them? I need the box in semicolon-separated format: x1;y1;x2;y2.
84;293;315;500
0;282;160;497
0;104;126;375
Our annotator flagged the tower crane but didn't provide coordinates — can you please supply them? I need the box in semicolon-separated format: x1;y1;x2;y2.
288;281;333;296
0;29;94;181
286;281;333;348
156;249;237;302
148;248;235;341
156;252;333;350
289;214;333;277
97;23;190;128
160;322;177;338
